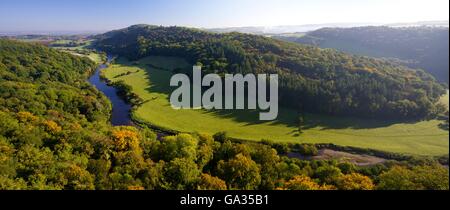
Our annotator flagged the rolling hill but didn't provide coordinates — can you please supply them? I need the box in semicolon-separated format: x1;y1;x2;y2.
275;26;450;83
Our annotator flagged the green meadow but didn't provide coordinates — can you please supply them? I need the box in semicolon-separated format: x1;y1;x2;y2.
50;40;105;64
86;52;103;64
103;56;449;156
57;50;103;64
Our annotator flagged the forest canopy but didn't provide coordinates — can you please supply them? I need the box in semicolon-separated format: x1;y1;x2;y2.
275;26;449;84
0;39;448;190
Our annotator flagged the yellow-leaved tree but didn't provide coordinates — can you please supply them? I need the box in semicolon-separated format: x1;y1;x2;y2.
337;173;375;190
279;175;335;190
111;126;141;154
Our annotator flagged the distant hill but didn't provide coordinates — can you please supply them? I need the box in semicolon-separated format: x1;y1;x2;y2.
207;23;380;34
207;21;449;35
386;20;449;28
94;25;446;120
274;26;450;83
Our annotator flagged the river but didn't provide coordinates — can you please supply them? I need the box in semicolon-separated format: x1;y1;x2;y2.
88;56;134;126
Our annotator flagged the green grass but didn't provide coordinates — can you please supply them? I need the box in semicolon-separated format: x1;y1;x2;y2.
86;52;104;64
103;56;449;156
13;37;103;63
50;39;103;64
273;33;306;38
51;39;94;50
57;50;103;64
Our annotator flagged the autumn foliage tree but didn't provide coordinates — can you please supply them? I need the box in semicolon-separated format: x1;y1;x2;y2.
217;153;261;190
111;127;141;153
279;175;334;190
337;173;374;190
377;165;449;190
197;174;227;190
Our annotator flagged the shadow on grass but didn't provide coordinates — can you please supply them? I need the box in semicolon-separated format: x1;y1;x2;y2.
115;57;428;132
301;113;422;130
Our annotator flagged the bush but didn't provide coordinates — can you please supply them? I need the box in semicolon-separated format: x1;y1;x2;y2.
296;144;319;156
213;132;228;143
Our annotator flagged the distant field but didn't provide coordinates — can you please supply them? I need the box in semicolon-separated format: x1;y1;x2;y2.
103;56;449;156
58;50;103;64
86;52;103;64
272;33;306;38
49;40;104;64
10;37;103;63
51;39;94;50
51;39;73;45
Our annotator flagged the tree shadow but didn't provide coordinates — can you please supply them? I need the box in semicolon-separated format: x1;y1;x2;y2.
117;58;431;133
301;113;421;130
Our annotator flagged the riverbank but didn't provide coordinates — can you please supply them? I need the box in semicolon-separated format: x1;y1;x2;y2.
88;56;134;126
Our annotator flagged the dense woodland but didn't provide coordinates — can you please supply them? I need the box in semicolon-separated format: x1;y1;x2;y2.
276;26;449;83
94;25;446;120
1;39;448;190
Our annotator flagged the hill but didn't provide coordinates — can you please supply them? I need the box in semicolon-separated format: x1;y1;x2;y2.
94;25;446;120
0;39;111;189
207;21;449;34
275;26;450;83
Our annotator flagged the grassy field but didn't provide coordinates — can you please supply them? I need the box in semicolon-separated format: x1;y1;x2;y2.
12;37;103;63
103;56;449;156
50;40;104;64
58;50;103;64
51;39;94;50
86;52;103;64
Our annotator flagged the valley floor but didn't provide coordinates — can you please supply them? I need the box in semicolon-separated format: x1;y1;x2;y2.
102;56;449;156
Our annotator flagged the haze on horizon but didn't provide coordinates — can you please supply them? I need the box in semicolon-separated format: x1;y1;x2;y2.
0;0;449;33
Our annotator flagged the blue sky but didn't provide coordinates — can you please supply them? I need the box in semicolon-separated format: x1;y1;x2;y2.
0;0;448;32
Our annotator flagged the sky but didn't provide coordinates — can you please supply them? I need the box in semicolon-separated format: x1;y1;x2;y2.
0;0;448;32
